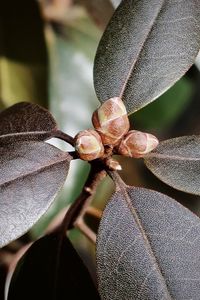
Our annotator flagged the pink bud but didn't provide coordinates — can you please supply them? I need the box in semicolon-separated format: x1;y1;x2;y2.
117;130;159;158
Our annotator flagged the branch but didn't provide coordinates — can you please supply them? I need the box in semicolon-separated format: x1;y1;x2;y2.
74;218;96;244
59;160;106;237
107;170;127;192
86;206;102;219
52;129;75;147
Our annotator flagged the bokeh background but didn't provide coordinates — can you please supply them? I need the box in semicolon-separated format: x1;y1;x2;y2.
1;0;200;297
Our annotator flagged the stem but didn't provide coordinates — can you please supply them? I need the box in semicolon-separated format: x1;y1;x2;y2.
53;129;75;146
60;161;106;235
68;151;79;159
75;218;96;244
86;206;102;219
107;170;127;192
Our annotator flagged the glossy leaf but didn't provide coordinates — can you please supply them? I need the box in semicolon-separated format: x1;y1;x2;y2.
144;135;200;196
97;186;200;299
8;233;100;299
0;102;57;143
94;0;200;114
0;141;71;247
0;0;48;107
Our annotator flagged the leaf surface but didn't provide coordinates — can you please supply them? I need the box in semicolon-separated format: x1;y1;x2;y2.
94;0;200;113
0;102;57;143
0;141;71;247
8;233;100;300
97;186;200;299
145;135;200;195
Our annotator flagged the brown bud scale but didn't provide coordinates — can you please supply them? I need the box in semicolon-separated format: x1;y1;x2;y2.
92;97;130;146
74;129;104;161
117;130;159;158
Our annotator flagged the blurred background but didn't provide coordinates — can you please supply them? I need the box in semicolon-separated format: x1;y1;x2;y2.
0;0;200;297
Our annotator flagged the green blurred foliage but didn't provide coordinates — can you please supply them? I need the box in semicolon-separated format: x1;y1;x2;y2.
132;77;193;133
0;0;48;108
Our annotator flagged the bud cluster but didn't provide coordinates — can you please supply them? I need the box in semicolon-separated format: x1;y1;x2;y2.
74;97;159;162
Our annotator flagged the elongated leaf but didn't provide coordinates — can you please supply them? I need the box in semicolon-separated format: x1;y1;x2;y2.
0;141;71;247
8;233;100;299
0;0;48;107
145;135;200;196
97;186;200;299
94;0;200;114
0;102;57;143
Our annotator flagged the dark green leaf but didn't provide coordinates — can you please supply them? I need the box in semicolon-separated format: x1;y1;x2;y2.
0;141;71;247
94;0;200;114
0;0;48;107
145;135;200;195
0;102;57;143
8;233;100;300
97;186;200;299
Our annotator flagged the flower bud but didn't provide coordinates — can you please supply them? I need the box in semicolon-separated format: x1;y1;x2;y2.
117;130;159;158
104;157;122;171
75;129;104;161
92;97;130;146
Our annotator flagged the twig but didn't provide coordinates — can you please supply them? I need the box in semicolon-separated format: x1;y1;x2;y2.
59;160;106;235
74;218;96;244
86;206;102;219
107;170;127;192
52;129;75;146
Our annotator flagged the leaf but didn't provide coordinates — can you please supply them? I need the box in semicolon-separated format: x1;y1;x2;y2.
0;102;57;143
97;186;200;299
94;0;200;114
8;233;100;300
144;135;200;196
0;141;71;247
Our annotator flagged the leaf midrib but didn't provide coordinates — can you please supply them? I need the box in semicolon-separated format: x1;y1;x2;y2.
145;153;200;161
0;131;52;140
0;153;70;187
120;186;173;299
119;0;166;98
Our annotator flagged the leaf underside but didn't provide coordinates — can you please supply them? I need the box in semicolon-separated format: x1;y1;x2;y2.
145;135;200;196
97;186;200;299
0;141;71;247
8;233;100;300
0;102;57;143
94;0;200;114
